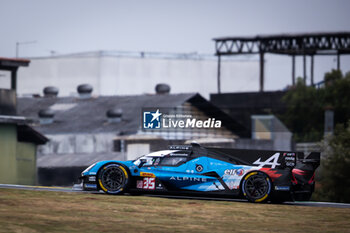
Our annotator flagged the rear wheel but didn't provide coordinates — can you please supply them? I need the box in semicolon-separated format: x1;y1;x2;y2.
242;171;272;203
98;163;129;194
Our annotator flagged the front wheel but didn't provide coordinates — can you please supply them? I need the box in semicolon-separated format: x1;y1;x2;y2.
242;171;272;203
98;163;129;194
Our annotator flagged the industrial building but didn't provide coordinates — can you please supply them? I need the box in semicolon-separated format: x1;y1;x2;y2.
12;51;259;98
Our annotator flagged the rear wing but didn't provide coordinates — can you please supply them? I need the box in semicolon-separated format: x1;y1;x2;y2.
204;147;300;169
169;144;320;169
296;152;321;169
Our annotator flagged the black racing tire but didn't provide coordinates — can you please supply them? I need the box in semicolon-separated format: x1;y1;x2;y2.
241;171;272;203
97;163;130;194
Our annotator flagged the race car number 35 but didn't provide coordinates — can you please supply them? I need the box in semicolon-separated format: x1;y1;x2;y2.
143;177;155;190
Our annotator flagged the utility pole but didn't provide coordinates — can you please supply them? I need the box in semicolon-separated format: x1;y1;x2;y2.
16;40;37;58
217;55;221;93
259;52;265;92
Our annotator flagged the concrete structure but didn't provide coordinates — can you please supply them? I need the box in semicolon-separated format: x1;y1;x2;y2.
210;91;287;132
13;51;259;98
0;57;30;92
210;91;292;150
0;117;48;185
251;115;292;151
0;57;48;185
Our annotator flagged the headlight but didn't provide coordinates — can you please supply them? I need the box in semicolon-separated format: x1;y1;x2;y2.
82;163;97;174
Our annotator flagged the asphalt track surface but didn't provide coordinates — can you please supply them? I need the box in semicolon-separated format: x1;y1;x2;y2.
1;184;350;208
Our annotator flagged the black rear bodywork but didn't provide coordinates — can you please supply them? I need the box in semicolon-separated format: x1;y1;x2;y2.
173;144;321;201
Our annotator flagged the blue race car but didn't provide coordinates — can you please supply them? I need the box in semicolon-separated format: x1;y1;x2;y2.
79;143;320;203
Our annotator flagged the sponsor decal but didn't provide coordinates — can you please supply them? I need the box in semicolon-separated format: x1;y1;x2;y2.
142;109;222;130
143;177;155;190
170;176;207;182
283;152;296;157
88;176;96;182
84;183;97;189
140;172;155;177
224;169;236;175
253;153;281;168
285;162;295;167
283;153;296;167
196;164;204;172
236;169;244;176
137;180;143;189
284;155;295;160
274;186;290;191
224;169;244;176
169;145;192;150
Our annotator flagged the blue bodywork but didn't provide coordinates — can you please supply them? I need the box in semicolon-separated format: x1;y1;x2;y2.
79;145;320;202
81;156;258;193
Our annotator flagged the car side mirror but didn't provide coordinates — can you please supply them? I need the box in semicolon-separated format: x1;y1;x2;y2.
138;159;147;168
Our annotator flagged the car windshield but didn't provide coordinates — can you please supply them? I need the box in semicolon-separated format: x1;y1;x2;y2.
158;156;187;166
132;150;174;166
133;150;188;167
133;156;159;167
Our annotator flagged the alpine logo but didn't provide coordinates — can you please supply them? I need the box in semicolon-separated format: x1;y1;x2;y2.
253;153;281;168
170;176;207;182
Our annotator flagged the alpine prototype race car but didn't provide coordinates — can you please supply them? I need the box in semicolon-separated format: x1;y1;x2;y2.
79;143;320;203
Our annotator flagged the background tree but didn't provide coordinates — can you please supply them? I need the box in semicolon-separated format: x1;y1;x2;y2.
281;70;350;142
324;70;350;127
281;78;324;142
318;121;350;203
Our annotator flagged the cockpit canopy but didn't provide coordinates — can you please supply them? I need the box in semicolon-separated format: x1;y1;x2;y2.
133;150;190;167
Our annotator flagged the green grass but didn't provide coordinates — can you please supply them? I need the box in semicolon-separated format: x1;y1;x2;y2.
0;188;349;233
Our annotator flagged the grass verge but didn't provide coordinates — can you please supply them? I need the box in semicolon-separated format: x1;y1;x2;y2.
0;188;349;233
